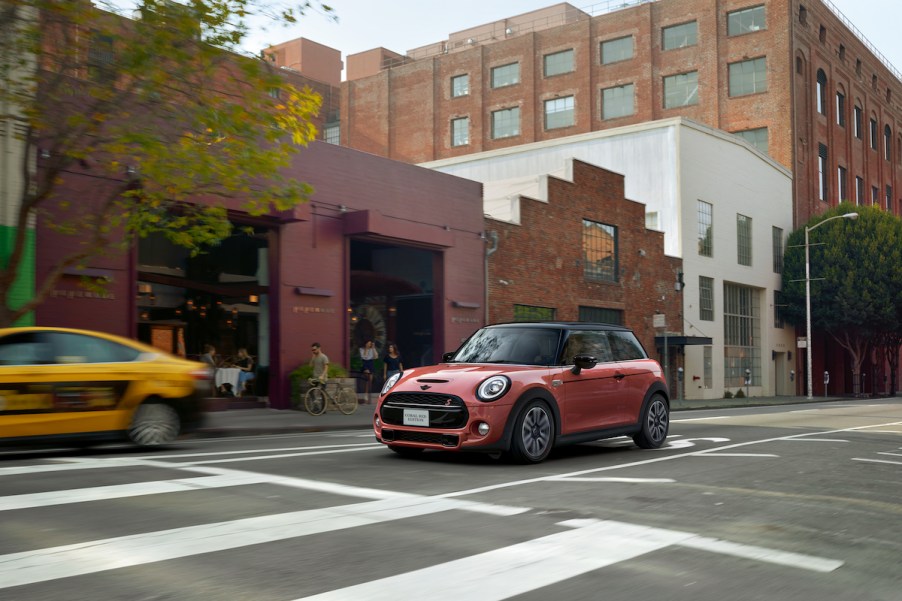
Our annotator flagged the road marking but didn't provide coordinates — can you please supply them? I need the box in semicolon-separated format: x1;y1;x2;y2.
783;438;850;443
549;477;675;483
0;495;527;589
129;442;382;461
293;519;842;601
878;451;902;457
852;458;902;466
672;416;729;422
694;453;780;458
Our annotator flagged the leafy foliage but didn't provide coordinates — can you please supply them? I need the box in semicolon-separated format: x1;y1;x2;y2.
0;0;334;325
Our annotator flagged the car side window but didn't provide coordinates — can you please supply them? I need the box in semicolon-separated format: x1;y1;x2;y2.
607;331;648;361
0;332;53;365
562;330;614;365
48;333;141;364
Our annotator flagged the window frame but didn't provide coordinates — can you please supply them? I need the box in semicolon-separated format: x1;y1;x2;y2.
697;200;713;257
662;21;698;50
737;213;752;267
544;96;575;130
451;74;469;97
728;57;767;97
600;36;634;65
727;5;766;36
451;116;469;147
491;106;520;139
699;276;715;321
491;62;520;88
543;49;574;77
601;83;635;120
663;71;699;108
582;218;619;283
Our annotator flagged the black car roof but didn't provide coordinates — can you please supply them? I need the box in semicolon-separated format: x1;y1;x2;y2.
482;321;631;332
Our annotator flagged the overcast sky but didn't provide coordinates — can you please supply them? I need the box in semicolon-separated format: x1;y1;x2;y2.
242;0;901;80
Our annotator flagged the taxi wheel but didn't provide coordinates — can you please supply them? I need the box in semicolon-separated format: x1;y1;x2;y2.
129;402;180;446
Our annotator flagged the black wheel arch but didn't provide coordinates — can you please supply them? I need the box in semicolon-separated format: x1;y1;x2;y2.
638;383;670;419
496;387;561;450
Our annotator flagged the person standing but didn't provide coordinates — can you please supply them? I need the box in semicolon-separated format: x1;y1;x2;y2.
383;343;403;382
310;342;330;383
359;340;377;402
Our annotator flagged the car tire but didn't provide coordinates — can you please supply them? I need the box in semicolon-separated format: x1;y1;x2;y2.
508;399;555;464
389;445;424;457
632;393;669;449
128;402;180;446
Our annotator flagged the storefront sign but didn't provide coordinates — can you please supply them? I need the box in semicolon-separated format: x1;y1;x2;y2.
292;306;336;314
51;289;116;300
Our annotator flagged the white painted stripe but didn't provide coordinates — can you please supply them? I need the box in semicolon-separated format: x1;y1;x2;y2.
129;442;381;460
549;477;675;483
678;535;843;573
852;457;902;466
877;451;902;457
672;416;729;422
0;458;155;478
0;496;525;589
172;445;382;465
694;453;780;458
783;438;849;443
294;520;693;601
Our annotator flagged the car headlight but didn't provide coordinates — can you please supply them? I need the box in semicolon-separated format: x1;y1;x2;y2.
381;372;402;396
476;375;510;401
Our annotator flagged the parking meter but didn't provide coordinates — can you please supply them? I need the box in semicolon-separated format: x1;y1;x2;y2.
824;371;829;397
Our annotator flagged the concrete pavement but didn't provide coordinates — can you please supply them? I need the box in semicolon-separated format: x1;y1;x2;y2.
192;394;857;438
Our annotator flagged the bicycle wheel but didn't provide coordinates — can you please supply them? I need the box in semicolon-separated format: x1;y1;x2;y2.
304;387;326;415
336;388;358;415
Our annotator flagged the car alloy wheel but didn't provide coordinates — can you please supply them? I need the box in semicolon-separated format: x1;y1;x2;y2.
633;394;669;449
511;400;554;463
128;402;180;446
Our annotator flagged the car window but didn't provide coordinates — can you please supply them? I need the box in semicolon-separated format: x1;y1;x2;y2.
562;330;613;364
0;332;54;365
455;327;560;365
608;330;648;360
48;332;142;364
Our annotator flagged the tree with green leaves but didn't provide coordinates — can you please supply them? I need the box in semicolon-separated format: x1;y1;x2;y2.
781;202;902;395
0;0;333;327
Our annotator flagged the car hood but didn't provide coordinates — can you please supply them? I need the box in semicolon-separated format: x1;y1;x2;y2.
395;362;548;389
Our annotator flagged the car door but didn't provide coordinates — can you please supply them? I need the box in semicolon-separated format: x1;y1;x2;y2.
607;330;657;423
558;330;623;433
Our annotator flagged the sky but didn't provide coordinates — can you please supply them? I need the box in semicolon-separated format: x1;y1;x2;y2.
241;0;902;80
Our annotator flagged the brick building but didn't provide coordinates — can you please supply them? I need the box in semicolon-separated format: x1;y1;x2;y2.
330;0;901;227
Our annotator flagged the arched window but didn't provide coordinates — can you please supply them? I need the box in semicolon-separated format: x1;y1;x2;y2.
885;125;892;161
816;69;827;115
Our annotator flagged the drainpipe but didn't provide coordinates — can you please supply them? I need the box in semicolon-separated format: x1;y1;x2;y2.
484;231;498;324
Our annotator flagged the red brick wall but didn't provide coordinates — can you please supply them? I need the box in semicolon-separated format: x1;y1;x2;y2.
485;159;681;355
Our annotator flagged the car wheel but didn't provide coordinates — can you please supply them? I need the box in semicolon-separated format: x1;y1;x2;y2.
632;394;669;449
509;400;555;464
128;402;180;446
389;445;424;457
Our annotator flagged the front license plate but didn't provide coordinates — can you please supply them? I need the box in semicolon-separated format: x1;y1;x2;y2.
403;408;429;427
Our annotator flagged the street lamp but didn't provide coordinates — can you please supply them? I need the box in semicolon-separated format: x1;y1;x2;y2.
805;212;858;399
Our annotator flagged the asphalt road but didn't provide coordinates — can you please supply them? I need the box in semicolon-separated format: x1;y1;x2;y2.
1;398;901;600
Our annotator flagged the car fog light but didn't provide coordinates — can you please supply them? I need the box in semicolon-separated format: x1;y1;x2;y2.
477;422;490;436
375;416;382;428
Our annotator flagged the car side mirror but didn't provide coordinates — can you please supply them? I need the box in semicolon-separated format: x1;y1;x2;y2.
571;354;597;375
442;352;455;362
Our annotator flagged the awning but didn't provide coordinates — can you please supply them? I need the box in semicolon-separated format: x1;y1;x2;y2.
655;336;713;346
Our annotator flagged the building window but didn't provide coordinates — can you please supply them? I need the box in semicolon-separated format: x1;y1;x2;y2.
88;33;116;83
663;71;699;108
513;305;556;322
818;144;828;201
772;226;783;274
662;21;698;50
885;125;892;160
491;107;520;139
838;165;848;201
323;123;339;145
601;36;633;64
887;185;893;210
774;290;785;329
836;92;845;126
451;117;469;147
697;200;713;257
544;49;574;77
699;276;714;321
816;69;827;115
735;128;769;155
268;87;281;99
451;74;469;97
799;5;807;25
728;5;765;36
870;118;878;150
724;283;761;387
578;306;623;325
491;63;520;88
544;96;574;130
703;346;713;389
729;57;767;96
646;211;659;230
602;84;635;119
855;176;864;205
872;185;879;205
854;105;862;138
819;25;827;42
737;213;752;266
582;219;618;282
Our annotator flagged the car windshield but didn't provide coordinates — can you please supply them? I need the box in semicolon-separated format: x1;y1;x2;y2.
452;327;561;365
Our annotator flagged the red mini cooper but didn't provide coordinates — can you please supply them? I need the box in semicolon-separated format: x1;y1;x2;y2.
373;322;670;463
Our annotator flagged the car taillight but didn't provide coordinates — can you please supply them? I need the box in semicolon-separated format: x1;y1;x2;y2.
191;368;213;380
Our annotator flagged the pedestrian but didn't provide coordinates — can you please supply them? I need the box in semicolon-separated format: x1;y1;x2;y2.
235;348;255;396
310;342;330;385
359;340;377;402
383;343;403;382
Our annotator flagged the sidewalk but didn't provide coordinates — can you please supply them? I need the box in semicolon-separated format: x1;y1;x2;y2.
193;395;854;438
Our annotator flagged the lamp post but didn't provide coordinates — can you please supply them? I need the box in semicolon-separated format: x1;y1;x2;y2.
805;212;858;399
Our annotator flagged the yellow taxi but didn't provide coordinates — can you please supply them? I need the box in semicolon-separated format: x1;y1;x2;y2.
0;327;211;447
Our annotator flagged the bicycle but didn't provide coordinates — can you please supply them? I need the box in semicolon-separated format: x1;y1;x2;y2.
304;379;358;415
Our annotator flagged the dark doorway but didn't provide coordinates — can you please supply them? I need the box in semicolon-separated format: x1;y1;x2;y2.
349;240;435;386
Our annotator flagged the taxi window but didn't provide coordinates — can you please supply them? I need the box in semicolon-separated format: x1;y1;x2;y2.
49;333;141;364
608;330;647;360
0;332;54;365
562;330;614;365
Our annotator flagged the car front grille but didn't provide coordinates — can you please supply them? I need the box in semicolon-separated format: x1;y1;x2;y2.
381;429;459;447
381;392;468;429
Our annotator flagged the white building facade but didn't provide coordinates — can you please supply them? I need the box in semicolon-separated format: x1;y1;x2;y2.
423;118;795;399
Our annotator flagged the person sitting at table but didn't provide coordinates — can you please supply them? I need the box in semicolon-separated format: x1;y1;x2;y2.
200;344;219;368
235;348;255;396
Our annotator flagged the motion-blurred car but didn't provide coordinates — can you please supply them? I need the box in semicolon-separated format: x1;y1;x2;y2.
374;322;669;463
0;327;211;447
